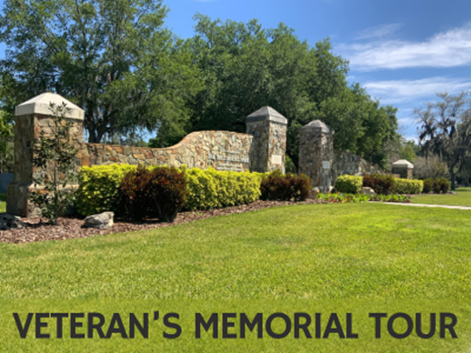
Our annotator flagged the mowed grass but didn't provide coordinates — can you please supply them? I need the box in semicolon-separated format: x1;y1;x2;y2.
1;203;471;300
0;193;5;212
412;187;471;206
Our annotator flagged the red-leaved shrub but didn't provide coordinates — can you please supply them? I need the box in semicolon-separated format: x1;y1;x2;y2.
260;170;312;201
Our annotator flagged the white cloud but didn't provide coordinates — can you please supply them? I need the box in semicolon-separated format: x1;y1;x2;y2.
341;23;471;70
364;77;471;104
355;23;402;40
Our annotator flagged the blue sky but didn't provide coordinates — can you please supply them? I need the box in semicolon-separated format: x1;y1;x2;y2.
2;0;471;140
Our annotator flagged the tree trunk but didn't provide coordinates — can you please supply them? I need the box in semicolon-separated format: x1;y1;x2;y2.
450;170;456;191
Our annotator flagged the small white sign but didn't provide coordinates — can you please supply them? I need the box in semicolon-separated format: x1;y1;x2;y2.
271;155;282;164
322;161;331;169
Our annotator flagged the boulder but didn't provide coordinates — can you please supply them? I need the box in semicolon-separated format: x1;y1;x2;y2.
83;212;114;229
309;187;320;199
361;187;375;195
0;213;26;230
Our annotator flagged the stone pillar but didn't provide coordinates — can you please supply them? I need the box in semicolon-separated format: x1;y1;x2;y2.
7;93;84;217
298;120;334;193
246;106;288;173
391;160;414;179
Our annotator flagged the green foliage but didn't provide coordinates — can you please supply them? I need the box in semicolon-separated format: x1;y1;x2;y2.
334;175;363;194
187;15;399;169
120;166;187;222
28;104;79;224
76;164;137;216
400;141;417;163
0;0;201;144
394;179;424;194
423;178;434;194
260;170;312;201
284;154;297;174
433;178;451;194
76;164;262;216
363;174;395;195
317;193;410;203
183;167;261;211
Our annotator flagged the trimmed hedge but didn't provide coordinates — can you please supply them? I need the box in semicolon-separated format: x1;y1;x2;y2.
433;178;450;193
76;164;261;216
183;166;261;211
394;178;424;194
260;170;312;201
423;178;433;194
120;166;187;222
334;175;363;194
363;173;395;195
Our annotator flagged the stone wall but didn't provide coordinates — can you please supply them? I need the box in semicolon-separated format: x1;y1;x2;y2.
298;121;334;193
7;94;288;217
332;150;383;181
81;131;253;172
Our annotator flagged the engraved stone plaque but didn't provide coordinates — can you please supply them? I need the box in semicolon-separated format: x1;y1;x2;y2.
271;155;282;164
322;161;331;169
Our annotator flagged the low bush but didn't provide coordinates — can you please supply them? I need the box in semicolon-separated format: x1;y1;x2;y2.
317;193;410;203
433;178;450;193
423;178;433;193
334;175;363;194
77;164;262;216
183;167;261;211
394;178;424;194
260;170;312;201
363;173;395;195
76;164;137;216
120;166;187;222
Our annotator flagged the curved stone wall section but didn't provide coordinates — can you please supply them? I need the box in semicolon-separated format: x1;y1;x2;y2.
80;131;254;172
332;150;383;181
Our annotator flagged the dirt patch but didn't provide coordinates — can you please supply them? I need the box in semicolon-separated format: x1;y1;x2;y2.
0;199;326;244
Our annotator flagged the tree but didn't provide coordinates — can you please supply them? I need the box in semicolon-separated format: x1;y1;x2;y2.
416;91;471;190
186;15;399;168
29;103;79;225
0;0;201;143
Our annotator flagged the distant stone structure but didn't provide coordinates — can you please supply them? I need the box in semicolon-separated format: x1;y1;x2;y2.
7;93;287;216
298;120;334;193
391;159;414;179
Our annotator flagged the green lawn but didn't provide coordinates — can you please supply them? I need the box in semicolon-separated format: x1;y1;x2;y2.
412;187;471;206
0;193;5;212
1;202;471;352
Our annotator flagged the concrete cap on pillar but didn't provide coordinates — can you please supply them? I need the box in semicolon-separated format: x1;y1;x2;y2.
246;106;288;125
392;159;414;169
301;120;334;134
15;92;84;120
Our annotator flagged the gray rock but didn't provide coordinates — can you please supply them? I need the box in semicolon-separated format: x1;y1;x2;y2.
361;187;375;195
0;213;26;230
83;212;114;229
309;187;320;199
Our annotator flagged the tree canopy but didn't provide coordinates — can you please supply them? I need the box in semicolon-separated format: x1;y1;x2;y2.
416;91;471;189
0;0;201;143
186;15;399;168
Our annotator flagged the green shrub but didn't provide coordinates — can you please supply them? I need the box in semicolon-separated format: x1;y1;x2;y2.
120;165;187;222
423;178;433;193
183;167;261;211
363;173;395;195
76;164;137;216
260;170;312;201
334;175;363;194
433;178;450;193
394;179;424;194
77;164;261;216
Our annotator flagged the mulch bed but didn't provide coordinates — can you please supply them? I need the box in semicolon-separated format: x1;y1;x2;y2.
0;199;326;244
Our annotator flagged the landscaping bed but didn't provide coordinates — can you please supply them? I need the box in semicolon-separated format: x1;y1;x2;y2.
0;198;326;243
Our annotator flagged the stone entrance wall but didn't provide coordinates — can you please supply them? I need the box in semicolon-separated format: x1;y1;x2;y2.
332;150;383;181
7;94;287;217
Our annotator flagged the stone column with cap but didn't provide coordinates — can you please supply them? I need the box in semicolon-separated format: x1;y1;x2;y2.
246;107;288;173
6;93;85;217
391;159;414;179
298;120;334;193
